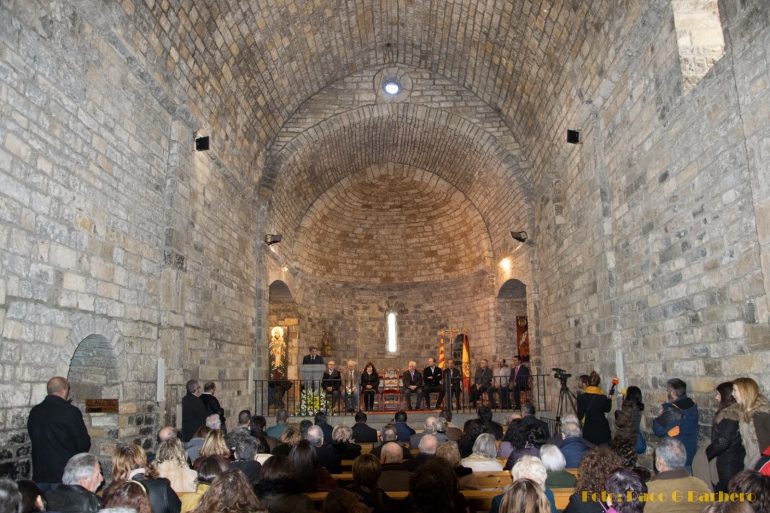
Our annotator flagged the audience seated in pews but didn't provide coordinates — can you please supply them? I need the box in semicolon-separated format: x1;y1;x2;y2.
609;436;651;482
409;416;448;448
315;411;335;446
352;411;378;443
188;468;266;513
346;453;401;513
15;479;45;513
563;446;624;513
644;438;710;513
109;443;181;513
154;437;197;493
392;411;416;442
461;433;503;472
503;418;547;470
490;455;555;513
497;478;550;513
407;457;467;513
184;426;210;462
320;488;370;513
180;455;229;513
603;468;647;513
556;419;592;469
540;444;577;488
727;470;770;513
439;409;463;442
331;425;362;460
265;409;290;439
102;480;153;513
371;425;412;461
253;454;314;513
272;423;302;457
477;407;504;441
192;430;230;470
436;441;479;490
404;434;439;471
289;439;337;492
231;434;262;487
520;402;550;439
458;419;487;458
498;411;522;458
308;425;343;474
44;453;103;513
378;442;412;492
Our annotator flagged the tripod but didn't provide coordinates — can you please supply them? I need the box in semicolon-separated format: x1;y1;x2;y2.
555;377;577;424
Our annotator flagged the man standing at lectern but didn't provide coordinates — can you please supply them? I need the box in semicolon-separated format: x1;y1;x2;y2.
302;346;324;364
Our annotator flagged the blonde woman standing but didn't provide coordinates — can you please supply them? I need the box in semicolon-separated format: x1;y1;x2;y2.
732;377;770;468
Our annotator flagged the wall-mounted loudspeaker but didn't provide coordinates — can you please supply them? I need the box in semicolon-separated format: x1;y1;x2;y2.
195;136;210;151
567;129;581;144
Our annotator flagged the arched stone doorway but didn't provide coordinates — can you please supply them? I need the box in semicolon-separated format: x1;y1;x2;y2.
267;281;299;408
67;334;120;477
497;279;528;358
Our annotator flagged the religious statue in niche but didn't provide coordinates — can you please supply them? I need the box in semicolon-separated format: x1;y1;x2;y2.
516;316;529;358
321;330;333;357
269;326;288;380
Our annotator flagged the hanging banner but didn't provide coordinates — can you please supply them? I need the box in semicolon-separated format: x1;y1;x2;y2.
516;316;529;357
269;326;288;380
438;332;446;369
461;334;471;390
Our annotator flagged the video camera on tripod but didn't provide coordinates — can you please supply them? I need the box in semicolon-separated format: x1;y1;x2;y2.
552;367;572;382
552;368;576;423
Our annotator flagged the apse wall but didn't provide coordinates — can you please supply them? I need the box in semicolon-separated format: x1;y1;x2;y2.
531;0;770;430
0;3;257;477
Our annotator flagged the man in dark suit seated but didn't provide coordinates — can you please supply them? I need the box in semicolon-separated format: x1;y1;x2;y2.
370;424;412;460
437;359;462;410
401;361;424;410
422;357;443;409
352;411;378;443
471;358;493;407
302;346;324;364
321;360;342;412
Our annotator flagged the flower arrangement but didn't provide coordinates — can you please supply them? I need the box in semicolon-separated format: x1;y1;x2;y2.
296;388;331;416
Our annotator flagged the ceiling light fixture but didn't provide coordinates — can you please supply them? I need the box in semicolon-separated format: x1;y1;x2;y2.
383;81;400;95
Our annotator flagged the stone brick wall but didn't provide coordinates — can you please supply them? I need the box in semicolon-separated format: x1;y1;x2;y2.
0;1;258;477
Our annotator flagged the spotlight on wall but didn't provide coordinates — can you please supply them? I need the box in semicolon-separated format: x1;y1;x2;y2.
195;135;210;151
264;234;282;246
510;231;528;243
566;129;581;144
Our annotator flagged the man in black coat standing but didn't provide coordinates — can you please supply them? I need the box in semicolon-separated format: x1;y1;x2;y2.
509;355;531;410
27;377;91;490
200;381;226;433
181;379;209;442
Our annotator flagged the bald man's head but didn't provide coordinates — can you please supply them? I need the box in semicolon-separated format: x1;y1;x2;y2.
380;442;404;464
418;434;439;456
47;377;70;399
158;426;177;442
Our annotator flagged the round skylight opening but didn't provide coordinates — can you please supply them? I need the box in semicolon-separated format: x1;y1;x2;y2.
383;81;401;95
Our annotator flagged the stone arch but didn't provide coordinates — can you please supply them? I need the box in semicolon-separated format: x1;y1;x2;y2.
67;332;121;478
497;279;529;359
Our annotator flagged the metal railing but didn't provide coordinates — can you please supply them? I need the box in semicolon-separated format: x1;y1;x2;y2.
253;374;549;417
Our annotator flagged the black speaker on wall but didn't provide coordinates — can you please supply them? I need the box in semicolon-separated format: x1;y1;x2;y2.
195;136;210;151
567;129;581;144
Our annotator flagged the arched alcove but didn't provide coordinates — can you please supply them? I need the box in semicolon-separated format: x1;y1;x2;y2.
497;279;529;358
268;280;299;381
67;334;120;477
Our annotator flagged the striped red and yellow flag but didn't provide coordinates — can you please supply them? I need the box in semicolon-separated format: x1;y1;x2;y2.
461;334;471;390
438;332;446;369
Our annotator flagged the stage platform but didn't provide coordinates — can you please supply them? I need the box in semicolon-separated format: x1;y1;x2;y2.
267;409;558;431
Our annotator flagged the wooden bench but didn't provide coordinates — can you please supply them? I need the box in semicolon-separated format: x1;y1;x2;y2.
307;487;575;512
472;471;512;488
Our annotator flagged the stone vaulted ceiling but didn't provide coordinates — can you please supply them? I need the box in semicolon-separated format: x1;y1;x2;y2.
115;0;619;283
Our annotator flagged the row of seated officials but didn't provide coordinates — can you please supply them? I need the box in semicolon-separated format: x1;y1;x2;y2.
5;406;769;513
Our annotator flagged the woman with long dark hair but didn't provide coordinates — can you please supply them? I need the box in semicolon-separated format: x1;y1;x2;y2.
576;371;612;445
614;385;645;453
288;439;337;492
706;381;745;492
254;455;314;513
563;447;624;513
102;480;153;513
360;362;379;411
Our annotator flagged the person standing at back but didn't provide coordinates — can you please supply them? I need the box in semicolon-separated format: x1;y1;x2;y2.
653;378;699;468
27;376;91;491
181;380;209;442
199;382;226;434
576;371;612;446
